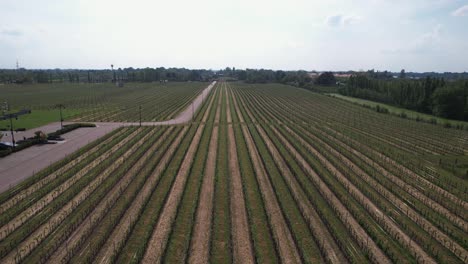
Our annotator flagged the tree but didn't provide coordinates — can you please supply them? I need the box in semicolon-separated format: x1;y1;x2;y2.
399;69;406;79
432;86;465;120
315;72;336;86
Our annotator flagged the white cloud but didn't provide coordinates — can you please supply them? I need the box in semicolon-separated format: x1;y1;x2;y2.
382;24;443;54
0;28;22;37
452;5;468;16
419;24;442;43
326;15;343;27
325;14;362;27
285;40;305;49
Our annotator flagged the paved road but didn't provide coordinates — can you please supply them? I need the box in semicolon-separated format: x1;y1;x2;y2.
0;81;215;193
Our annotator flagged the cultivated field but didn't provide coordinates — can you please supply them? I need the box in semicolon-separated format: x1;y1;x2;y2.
0;82;206;129
0;81;466;263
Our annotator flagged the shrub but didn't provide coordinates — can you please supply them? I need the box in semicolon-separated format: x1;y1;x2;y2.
47;123;96;138
375;105;389;114
0;149;12;158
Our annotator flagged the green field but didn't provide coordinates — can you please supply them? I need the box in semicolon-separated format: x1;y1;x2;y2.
0;82;207;128
0;81;466;263
329;93;468;129
0;109;81;130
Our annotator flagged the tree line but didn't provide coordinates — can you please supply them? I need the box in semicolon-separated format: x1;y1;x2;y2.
0;67;214;84
339;74;468;121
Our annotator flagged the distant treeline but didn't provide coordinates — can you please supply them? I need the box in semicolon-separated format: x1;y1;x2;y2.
0;68;214;83
364;69;468;80
218;68;313;85
339;75;468;121
0;67;318;86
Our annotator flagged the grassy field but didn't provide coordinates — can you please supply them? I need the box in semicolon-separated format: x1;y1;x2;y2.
328;93;468;129
0;81;466;263
0;82;206;128
0;109;81;130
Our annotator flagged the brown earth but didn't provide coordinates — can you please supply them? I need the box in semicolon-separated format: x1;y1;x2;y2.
48;127;174;263
1;127;154;263
142;85;216;263
229;86;302;264
188;89;222;264
94;126;189;264
225;85;255;264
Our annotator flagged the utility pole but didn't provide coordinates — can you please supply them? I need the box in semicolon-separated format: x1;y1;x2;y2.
139;106;142;127
56;104;65;129
1;109;31;149
111;64;115;83
9;117;15;149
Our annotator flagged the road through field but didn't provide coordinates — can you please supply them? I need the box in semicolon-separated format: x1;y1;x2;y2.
0;81;216;193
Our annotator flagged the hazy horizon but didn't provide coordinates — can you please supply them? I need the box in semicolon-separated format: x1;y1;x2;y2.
1;0;467;72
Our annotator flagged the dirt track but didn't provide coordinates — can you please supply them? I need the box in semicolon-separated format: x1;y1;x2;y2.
142;84;216;263
230;87;302;264
225;86;255;264
237;93;347;264
94;126;188;264
0;82;215;194
188;90;221;264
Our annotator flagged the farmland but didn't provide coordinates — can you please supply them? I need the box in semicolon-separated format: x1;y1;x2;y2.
0;82;206;129
0;81;467;263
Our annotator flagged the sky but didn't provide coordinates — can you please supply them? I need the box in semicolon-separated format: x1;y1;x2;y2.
0;0;467;72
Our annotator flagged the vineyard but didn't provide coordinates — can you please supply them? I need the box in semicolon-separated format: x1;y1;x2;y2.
0;81;467;263
0;82;206;129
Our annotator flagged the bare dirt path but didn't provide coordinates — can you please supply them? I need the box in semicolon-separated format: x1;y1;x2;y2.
231;81;391;264
237;93;347;264
0;82;216;194
271;124;391;264
229;86;302;264
247;92;467;229
0;128;141;241
1;127;154;263
188;87;221;264
289;126;467;261
93;126;189;264
284;124;437;263
246;91;467;261
48;127;174;263
322;126;468;213
315;123;468;229
142;84;216;263
225;85;255;264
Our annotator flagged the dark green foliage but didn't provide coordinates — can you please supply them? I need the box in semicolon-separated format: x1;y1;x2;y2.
431;85;466;120
339;74;468;121
47;123;96;139
399;69;406;79
222;68;311;86
315;72;336;86
0;68;214;84
375;105;389;114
